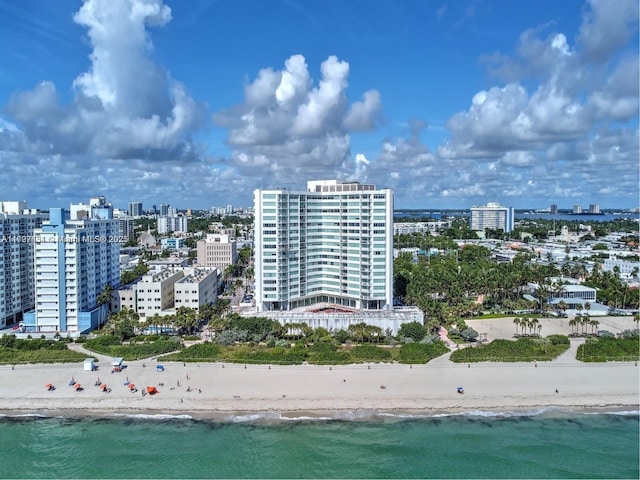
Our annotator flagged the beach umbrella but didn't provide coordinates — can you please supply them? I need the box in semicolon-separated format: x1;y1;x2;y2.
128;383;136;390
74;383;82;390
45;383;53;390
100;383;108;390
146;386;158;394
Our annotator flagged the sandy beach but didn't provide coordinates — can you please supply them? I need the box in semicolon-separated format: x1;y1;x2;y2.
0;336;638;419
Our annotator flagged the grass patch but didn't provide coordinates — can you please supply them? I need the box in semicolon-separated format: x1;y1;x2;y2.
0;337;87;364
450;336;570;363
577;337;640;362
397;342;450;364
164;340;450;365
349;344;393;363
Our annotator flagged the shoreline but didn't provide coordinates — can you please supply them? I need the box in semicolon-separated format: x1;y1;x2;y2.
1;404;637;423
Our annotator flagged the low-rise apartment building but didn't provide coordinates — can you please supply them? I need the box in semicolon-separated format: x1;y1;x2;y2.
136;270;184;319
174;268;218;310
114;267;218;318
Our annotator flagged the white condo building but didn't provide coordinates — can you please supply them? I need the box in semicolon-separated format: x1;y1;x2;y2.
113;267;218;318
23;205;120;334
254;180;394;312
174;268;218;310
0;202;47;328
470;202;514;233
157;215;188;234
135;269;184;318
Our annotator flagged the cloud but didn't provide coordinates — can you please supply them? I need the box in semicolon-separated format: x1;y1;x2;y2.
577;0;639;63
0;0;636;210
214;54;382;187
356;0;638;208
439;0;637;168
2;0;206;161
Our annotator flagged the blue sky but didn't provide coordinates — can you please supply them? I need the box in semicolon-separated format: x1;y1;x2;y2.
0;0;637;210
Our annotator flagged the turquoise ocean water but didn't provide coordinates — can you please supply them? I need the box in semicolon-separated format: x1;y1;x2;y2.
0;409;638;479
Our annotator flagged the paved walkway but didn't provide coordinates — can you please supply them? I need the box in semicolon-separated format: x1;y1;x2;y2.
66;342;112;364
67;341;182;365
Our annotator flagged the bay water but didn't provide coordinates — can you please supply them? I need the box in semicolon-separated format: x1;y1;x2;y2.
1;409;637;479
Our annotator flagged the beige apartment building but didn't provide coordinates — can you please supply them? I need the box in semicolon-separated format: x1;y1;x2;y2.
197;233;237;271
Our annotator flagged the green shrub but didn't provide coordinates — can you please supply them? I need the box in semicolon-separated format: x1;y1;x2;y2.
333;330;349;344
397;322;426;342
85;335;121;348
166;343;223;361
0;337;86;364
398;342;448;364
460;327;478;342
450;337;569;363
307;347;353;365
547;335;570;346
577;337;639;362
227;345;307;364
350;344;392;362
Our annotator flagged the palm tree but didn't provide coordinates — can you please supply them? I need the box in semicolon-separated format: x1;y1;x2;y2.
96;284;114;309
536;282;552;317
175;306;198;335
569;318;578;336
557;300;568;317
148;313;162;334
589;319;599;335
522;317;531;336
581;316;589;336
529;318;539;337
513;317;521;336
584;302;591;317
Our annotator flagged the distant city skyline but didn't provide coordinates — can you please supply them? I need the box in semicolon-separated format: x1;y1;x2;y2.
2;198;638;214
0;0;637;209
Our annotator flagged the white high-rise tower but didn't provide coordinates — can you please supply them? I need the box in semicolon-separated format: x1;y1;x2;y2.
254;180;393;312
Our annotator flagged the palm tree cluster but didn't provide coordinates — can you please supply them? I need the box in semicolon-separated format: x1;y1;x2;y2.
397;247;556;331
394;235;638;332
584;270;639;310
103;301;231;340
512;317;541;337
569;316;600;336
